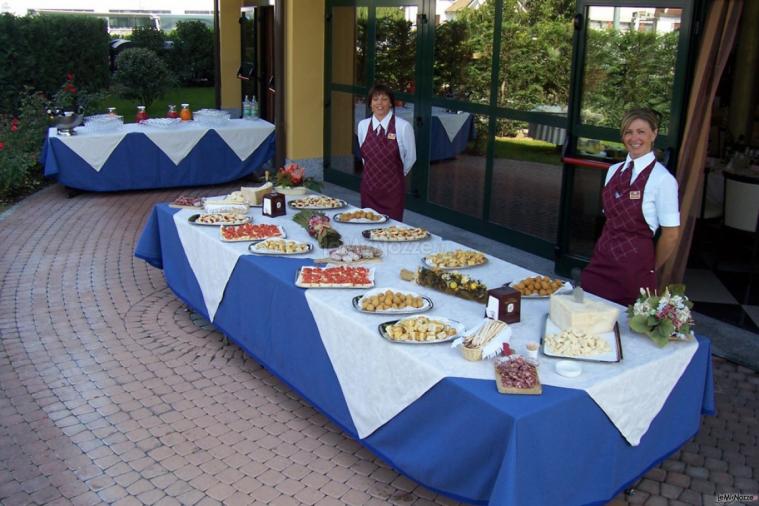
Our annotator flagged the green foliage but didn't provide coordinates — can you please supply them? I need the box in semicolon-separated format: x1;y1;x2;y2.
113;48;176;109
168;21;215;85
0;13;110;114
129;26;167;58
0;90;49;198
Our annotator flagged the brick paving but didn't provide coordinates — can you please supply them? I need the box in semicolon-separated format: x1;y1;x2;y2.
0;184;757;506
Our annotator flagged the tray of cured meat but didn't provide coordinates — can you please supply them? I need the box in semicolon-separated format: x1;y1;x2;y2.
333;209;389;224
362;226;429;242
288;196;347;210
249;238;312;255
295;266;374;288
353;288;433;315
494;356;542;395
378;316;464;344
170;196;202;209
422;249;487;269
220;223;285;242
189;213;251;226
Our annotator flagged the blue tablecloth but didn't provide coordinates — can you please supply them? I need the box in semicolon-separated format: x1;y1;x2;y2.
43;127;275;192
135;204;715;506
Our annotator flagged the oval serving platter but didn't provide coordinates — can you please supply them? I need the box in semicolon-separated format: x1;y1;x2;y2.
378;317;465;344
188;213;251;226
248;240;313;255
352;289;433;315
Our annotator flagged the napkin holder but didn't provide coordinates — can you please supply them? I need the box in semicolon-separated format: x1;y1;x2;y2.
485;286;521;324
262;190;286;217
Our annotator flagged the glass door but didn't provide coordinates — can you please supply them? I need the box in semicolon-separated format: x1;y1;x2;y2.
324;1;423;191
555;1;695;275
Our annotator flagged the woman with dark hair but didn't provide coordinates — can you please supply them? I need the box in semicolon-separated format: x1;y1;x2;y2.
581;108;681;306
357;84;416;221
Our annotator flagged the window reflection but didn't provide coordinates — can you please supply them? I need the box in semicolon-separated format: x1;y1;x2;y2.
329;92;362;175
581;7;681;132
374;6;417;92
488;119;562;241
331;6;366;86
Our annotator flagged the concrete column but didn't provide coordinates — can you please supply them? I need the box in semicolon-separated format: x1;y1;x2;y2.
218;0;242;110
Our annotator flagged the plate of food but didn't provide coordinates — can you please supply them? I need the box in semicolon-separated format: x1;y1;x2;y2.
295;265;374;288
541;314;622;363
170;196;202;209
315;245;383;265
288;196;347;210
509;275;572;298
378;316;464;344
362;226;429;242
422;249;487;269
333;209;389;224
220;223;285;242
352;288;433;315
249;238;312;255
494;355;542;395
189;213;251;226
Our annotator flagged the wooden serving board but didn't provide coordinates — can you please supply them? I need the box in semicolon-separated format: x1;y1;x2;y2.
494;364;542;395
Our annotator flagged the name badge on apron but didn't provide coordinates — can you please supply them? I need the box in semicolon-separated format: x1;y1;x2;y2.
387;133;396;140
629;190;642;200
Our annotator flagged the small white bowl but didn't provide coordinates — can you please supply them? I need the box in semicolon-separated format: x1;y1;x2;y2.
555;360;582;378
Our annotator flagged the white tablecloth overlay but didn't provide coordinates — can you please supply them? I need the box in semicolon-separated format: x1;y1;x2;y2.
51;119;275;171
171;198;699;444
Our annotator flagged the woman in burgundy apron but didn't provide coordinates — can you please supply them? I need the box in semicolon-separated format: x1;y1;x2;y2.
582;109;681;306
358;85;416;221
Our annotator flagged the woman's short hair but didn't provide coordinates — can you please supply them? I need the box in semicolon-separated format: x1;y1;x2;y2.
620;108;660;136
367;84;396;109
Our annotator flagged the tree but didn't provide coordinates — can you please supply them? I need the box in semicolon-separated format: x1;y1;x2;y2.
169;21;214;85
112;48;175;108
129;26;167;59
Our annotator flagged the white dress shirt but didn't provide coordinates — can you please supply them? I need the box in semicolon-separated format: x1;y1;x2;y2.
604;151;680;234
357;110;417;175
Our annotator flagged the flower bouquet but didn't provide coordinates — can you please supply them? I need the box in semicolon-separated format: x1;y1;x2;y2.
627;284;694;347
275;163;322;194
292;210;342;248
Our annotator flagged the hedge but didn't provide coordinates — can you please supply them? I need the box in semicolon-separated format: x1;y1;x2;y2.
0;13;111;114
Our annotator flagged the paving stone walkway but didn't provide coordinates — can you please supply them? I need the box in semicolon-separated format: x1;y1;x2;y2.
0;184;756;506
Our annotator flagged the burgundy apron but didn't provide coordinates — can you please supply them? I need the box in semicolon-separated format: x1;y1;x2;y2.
581;160;657;306
360;115;405;221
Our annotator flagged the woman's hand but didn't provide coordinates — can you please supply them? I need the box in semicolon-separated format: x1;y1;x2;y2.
655;226;680;270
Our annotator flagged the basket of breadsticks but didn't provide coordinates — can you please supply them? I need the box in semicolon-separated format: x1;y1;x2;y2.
452;318;512;361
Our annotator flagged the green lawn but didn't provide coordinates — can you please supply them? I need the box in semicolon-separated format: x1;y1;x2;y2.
493;137;562;165
92;86;216;122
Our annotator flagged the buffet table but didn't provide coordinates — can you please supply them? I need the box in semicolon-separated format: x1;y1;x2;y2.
42;119;275;192
135;200;714;505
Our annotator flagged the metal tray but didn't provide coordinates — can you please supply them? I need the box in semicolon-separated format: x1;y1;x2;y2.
378;317;465;344
507;279;572;299
188;214;250;226
540;314;623;363
421;253;488;270
333;212;389;224
352;292;433;315
288;198;347;210
294;266;375;289
361;227;430;242
249;240;312;255
219;224;286;242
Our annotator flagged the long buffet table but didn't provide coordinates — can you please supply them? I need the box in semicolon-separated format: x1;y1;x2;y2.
135;199;714;506
43;119;275;192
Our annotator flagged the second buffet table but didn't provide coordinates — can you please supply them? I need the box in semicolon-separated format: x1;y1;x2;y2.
43;119;275;192
135;196;714;506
